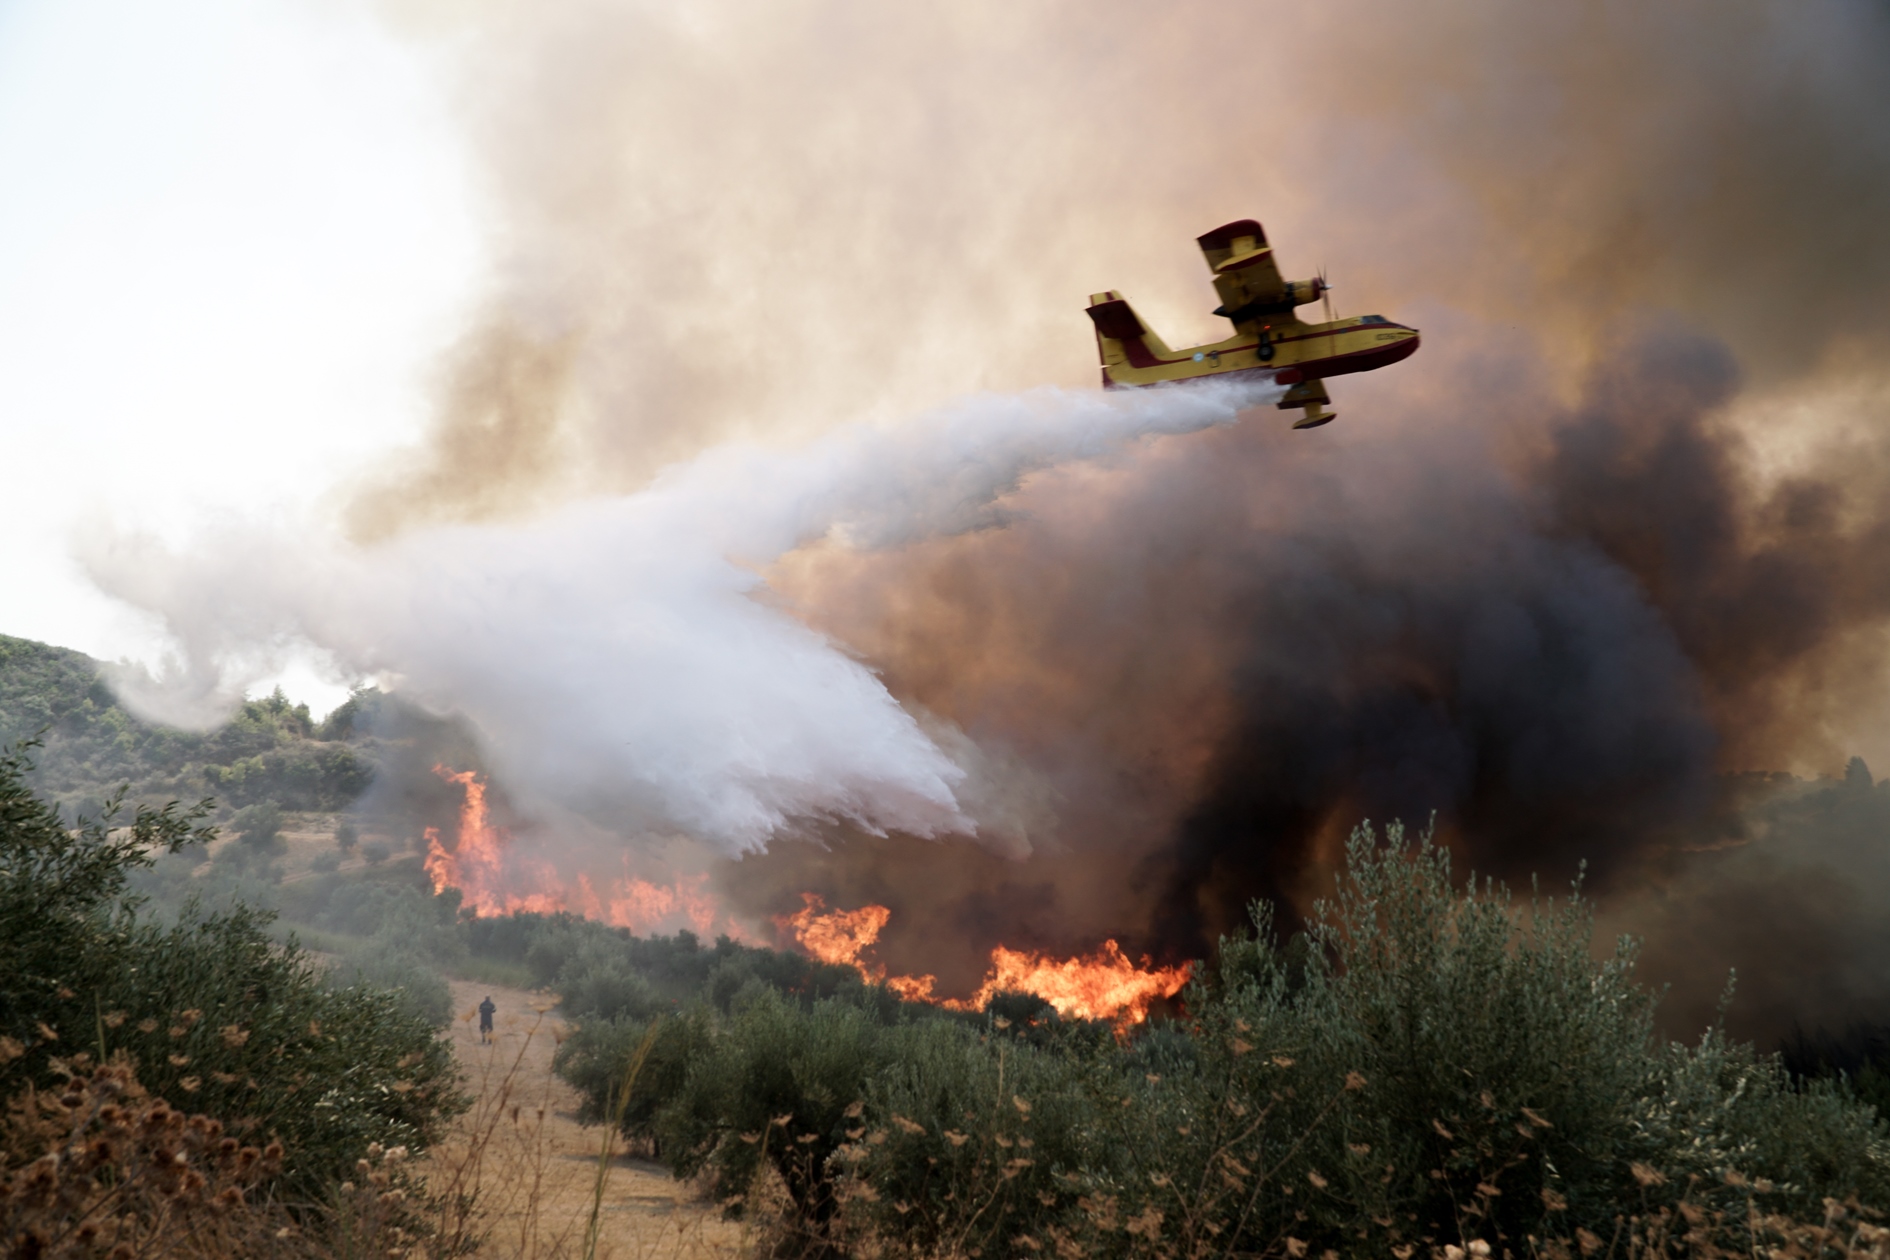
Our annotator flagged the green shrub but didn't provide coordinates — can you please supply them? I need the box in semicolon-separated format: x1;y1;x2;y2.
842;1015;1110;1258
655;989;892;1242
557;944;668;1023
515;821;1890;1257
645;823;1890;1259
0;740;213;1076
330;947;455;1027
95;909;462;1197
0;742;465;1200
228;800;285;852
555;1007;715;1146
315;883;466;971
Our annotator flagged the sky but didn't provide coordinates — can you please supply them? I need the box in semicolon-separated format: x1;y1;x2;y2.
0;0;476;714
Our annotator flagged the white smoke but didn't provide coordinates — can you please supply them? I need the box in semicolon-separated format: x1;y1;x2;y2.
81;378;1277;853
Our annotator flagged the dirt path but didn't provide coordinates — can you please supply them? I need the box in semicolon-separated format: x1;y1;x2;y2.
429;979;748;1260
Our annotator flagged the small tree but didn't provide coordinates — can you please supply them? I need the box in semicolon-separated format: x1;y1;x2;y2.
334;820;359;854
228;800;284;853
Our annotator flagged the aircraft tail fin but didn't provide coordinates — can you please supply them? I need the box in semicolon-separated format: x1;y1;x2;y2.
1087;291;1176;383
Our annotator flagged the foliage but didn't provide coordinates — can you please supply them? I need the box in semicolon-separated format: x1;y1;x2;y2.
0;739;214;1072
1;1057;433;1260
548;822;1890;1260
0;633;379;821
0;742;465;1201
328;950;456;1029
555;1009;716;1147
229;800;286;852
838;1013;1110;1258
463;911;879;1018
655;989;890;1243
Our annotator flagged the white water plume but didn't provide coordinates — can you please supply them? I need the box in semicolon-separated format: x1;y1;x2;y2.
82;379;1277;852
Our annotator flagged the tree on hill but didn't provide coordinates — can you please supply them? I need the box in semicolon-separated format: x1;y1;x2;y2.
0;633;390;821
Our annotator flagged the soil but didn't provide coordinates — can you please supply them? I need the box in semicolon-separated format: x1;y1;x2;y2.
430;979;749;1260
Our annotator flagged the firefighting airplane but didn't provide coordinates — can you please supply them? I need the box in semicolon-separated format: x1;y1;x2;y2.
1086;218;1419;429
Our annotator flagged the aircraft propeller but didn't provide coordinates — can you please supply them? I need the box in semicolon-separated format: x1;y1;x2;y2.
1319;266;1337;354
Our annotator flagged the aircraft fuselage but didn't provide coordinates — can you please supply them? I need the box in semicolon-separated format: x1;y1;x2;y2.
1087;218;1419;427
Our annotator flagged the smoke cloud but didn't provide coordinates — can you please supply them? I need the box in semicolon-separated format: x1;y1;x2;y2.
83;0;1890;1040
86;379;1273;851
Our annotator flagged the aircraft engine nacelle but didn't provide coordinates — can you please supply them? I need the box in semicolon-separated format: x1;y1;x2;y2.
1281;278;1328;308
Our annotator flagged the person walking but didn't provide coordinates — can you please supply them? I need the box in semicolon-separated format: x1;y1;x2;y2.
478;995;497;1044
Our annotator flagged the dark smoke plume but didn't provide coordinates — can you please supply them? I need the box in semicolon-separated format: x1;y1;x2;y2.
745;309;1890;1046
316;0;1890;1041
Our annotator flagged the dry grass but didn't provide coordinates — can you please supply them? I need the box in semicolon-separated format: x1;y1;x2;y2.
0;1056;309;1259
2;982;747;1260
425;979;747;1260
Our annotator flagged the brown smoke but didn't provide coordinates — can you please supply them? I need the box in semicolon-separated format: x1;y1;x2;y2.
365;0;1890;1040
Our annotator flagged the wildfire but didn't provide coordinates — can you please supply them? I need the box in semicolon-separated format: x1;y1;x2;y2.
422;770;1189;1025
777;893;1191;1028
781;893;892;970
422;766;750;938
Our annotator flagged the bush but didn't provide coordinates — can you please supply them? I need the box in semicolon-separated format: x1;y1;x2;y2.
594;822;1890;1260
0;742;465;1200
556;937;671;1023
314;883;465;972
329;949;454;1028
86;908;461;1198
1;739;215;1075
554;1008;715;1147
654;989;890;1244
228;801;284;852
1;1058;424;1259
361;842;390;866
334;821;358;853
840;1015;1109;1259
945;821;1890;1258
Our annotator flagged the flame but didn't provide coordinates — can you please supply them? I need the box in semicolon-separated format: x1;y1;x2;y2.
964;941;1192;1025
778;894;1190;1028
422;770;1188;1023
779;892;892;969
423;766;752;938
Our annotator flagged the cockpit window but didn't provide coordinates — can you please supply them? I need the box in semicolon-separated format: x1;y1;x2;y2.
1359;314;1388;325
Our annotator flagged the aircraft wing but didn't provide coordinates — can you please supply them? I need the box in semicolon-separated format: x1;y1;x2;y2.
1196;219;1288;319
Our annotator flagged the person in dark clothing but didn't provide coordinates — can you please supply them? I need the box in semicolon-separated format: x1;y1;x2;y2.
478;995;496;1044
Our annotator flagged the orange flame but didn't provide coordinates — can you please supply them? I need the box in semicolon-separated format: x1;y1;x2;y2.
422;770;1188;1023
964;941;1192;1025
779;893;892;970
423;766;752;938
778;894;1190;1028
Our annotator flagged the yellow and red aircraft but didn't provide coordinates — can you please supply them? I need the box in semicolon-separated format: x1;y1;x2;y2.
1087;219;1418;429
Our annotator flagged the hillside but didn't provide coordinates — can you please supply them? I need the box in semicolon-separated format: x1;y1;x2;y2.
0;632;472;830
